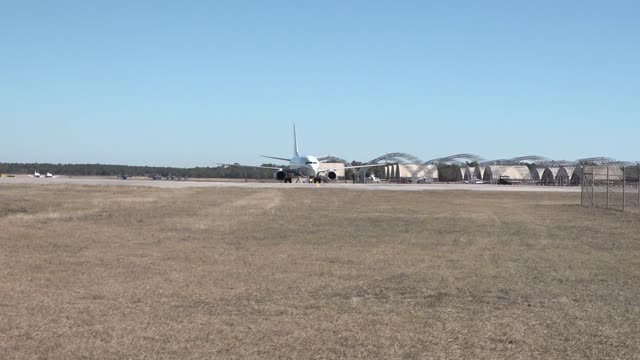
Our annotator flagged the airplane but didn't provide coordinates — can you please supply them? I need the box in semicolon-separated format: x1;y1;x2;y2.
365;174;381;183
221;125;386;183
29;171;57;178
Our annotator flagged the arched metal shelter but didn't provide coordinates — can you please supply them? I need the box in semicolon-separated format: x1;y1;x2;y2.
483;155;550;166
317;153;636;186
318;156;349;164
483;165;535;184
356;153;427;183
425;153;484;165
541;167;560;185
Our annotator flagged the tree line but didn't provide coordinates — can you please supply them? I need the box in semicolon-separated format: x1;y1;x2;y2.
0;161;490;182
0;163;279;179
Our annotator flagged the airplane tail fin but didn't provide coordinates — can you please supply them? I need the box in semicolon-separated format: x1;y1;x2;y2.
293;124;299;157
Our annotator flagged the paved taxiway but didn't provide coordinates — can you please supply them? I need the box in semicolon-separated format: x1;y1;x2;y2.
0;176;581;192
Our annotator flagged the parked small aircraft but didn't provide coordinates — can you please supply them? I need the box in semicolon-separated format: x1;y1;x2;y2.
29;171;56;178
365;174;381;183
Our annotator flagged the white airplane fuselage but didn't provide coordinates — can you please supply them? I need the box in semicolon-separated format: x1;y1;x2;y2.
288;155;320;178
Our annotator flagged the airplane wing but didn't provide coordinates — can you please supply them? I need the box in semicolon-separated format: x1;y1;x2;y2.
342;164;389;170
317;163;389;173
217;163;283;171
260;155;291;162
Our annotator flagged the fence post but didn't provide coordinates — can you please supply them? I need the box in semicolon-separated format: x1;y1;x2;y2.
638;164;640;207
592;167;595;207
606;166;609;209
580;169;584;206
623;166;626;211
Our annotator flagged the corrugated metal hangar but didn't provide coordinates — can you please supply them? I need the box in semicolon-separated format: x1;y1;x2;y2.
323;153;637;186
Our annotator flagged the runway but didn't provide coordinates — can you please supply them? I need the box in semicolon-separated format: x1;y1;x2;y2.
0;176;582;192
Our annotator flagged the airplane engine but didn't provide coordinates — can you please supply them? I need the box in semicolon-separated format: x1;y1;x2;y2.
325;170;338;181
274;170;288;181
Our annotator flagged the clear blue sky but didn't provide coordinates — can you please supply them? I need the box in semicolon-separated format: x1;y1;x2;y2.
1;1;638;166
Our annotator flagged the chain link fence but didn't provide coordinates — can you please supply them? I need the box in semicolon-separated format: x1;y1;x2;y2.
581;164;640;211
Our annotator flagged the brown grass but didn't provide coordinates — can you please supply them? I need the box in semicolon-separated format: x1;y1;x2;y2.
1;184;640;359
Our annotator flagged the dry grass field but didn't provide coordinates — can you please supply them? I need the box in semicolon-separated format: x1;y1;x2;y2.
1;184;639;359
